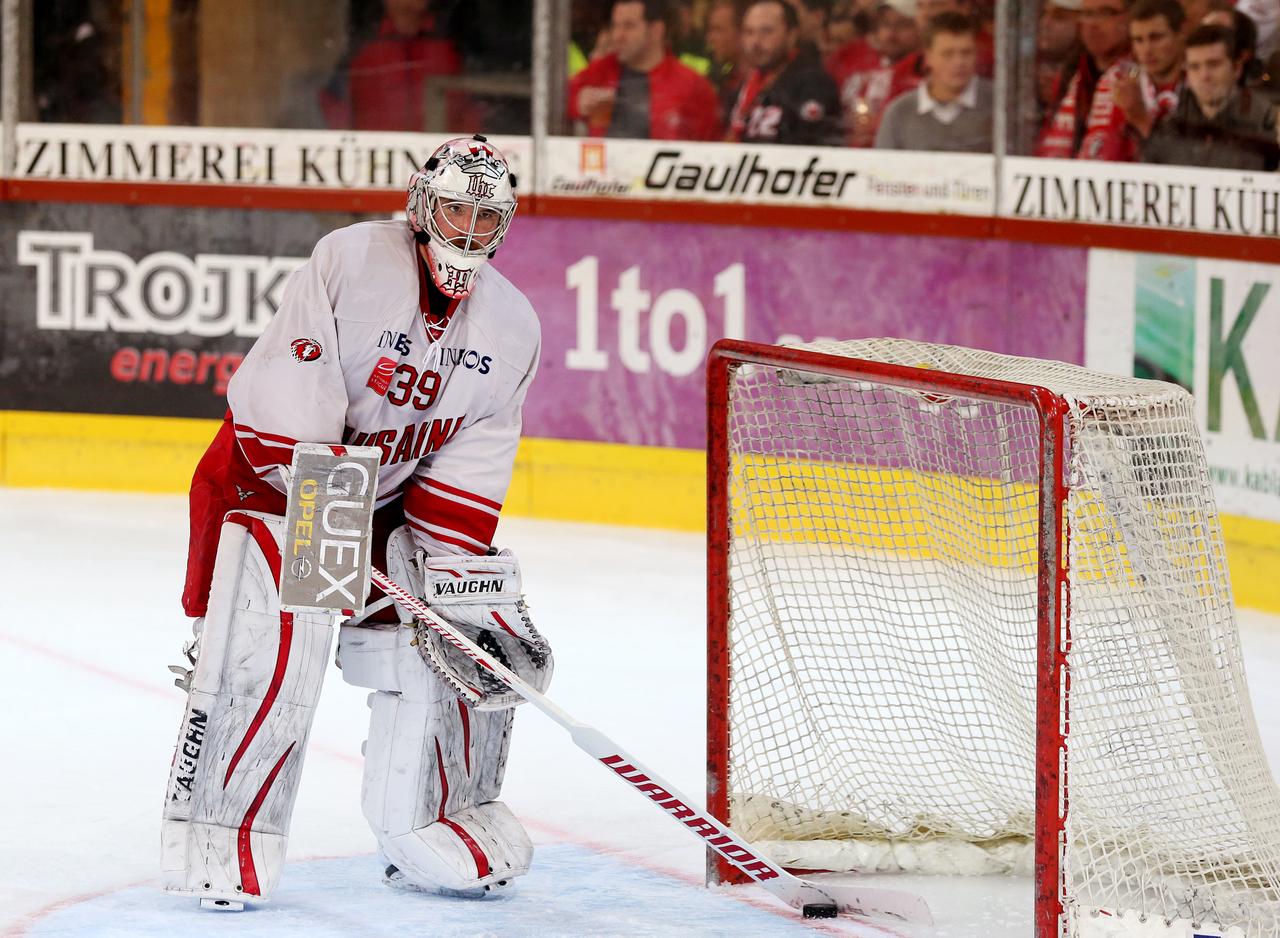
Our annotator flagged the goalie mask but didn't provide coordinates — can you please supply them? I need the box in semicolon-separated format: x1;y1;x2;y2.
407;135;517;299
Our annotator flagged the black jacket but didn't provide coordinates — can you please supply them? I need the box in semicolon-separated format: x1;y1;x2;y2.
1142;87;1280;171
733;50;842;147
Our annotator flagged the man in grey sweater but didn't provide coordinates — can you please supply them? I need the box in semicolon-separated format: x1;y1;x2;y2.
875;11;993;152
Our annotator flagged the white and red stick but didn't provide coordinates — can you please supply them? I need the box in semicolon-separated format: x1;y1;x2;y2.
369;567;933;925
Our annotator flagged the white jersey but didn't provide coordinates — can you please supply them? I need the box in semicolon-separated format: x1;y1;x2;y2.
227;220;540;556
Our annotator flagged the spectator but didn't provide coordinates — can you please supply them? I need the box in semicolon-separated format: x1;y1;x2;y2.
444;1;534;134
1143;24;1279;168
875;11;993;150
671;0;714;74
1203;2;1262;87
829;0;921;146
1178;0;1211;34
1037;0;1083;121
569;4;612;77
1037;0;1133;157
1237;0;1279;62
706;0;746;122
886;0;996;104
787;0;836;59
1078;0;1184;159
568;0;722;140
320;0;464;132
729;0;843;144
34;5;122;123
828;1;863;47
844;0;886;40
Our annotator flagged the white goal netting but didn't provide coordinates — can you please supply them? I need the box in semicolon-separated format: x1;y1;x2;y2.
720;338;1280;934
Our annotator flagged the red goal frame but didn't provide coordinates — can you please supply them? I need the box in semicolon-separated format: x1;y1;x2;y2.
704;339;1071;935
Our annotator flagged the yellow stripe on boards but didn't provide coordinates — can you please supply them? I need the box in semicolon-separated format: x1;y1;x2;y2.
0;410;1276;614
1221;514;1280;614
508;436;704;531
0;411;216;493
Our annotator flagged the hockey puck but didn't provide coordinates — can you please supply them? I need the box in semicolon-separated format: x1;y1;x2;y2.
802;902;839;919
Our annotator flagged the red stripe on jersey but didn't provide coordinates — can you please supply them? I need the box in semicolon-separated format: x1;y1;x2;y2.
234;433;292;476
233;423;298;449
405;517;486;555
415;477;502;512
237;741;296;896
405;487;500;549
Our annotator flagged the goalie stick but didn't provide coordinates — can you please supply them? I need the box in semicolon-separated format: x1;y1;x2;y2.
276;446;930;924
368;567;934;926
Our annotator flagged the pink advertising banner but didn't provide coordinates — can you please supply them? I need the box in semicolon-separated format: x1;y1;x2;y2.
497;217;1088;450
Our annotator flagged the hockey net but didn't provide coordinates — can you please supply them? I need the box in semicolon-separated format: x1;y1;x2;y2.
706;338;1280;936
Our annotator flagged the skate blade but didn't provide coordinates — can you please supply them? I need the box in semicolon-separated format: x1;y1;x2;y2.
383;867;512;900
199;897;244;912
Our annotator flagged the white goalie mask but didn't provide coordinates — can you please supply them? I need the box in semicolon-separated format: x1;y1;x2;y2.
406;135;517;299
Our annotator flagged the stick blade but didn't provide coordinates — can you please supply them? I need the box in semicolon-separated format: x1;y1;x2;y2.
784;878;933;925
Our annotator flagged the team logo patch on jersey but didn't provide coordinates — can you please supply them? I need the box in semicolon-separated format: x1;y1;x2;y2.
366;356;397;396
799;99;826;122
290;338;323;362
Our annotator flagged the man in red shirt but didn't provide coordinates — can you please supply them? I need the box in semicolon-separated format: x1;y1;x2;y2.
320;0;465;132
829;0;922;146
1036;0;1133;157
1079;0;1185;160
568;0;722;140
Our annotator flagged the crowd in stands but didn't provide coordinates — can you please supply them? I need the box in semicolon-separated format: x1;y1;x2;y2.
568;0;1280;166
32;0;1280;167
1036;0;1279;167
319;0;531;134
569;0;995;150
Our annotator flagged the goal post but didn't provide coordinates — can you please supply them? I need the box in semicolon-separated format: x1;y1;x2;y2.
705;338;1280;936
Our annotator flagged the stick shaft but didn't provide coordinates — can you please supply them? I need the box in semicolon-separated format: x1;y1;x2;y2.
368;568;800;888
368;567;932;925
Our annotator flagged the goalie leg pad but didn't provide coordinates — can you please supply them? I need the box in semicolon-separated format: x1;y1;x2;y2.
334;525;556;892
161;511;333;904
361;685;532;892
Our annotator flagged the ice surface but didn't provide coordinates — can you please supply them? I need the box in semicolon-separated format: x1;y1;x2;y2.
1;489;1278;937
